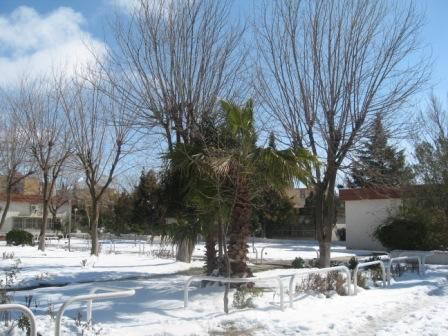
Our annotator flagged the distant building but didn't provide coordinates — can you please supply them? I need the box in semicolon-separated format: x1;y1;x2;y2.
269;187;316;239
0;176;71;237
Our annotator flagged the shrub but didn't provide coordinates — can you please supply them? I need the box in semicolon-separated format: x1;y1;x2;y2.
374;217;427;250
336;228;346;241
347;256;358;270
6;230;34;246
292;257;305;269
296;271;348;296
232;285;263;309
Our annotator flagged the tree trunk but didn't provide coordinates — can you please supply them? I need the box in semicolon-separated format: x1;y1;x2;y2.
38;198;49;251
314;170;337;268
176;238;195;263
38;176;50;251
205;233;218;275
227;178;252;278
0;186;12;231
90;199;100;255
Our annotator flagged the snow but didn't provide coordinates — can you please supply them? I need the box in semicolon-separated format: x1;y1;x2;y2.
1;239;448;335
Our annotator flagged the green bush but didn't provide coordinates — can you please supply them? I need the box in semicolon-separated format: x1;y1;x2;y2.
374;217;427;250
347;256;358;270
291;257;305;269
336;228;346;241
6;230;34;246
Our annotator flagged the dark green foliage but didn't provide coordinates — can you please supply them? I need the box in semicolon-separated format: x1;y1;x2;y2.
348;113;413;188
111;192;134;234
292;257;305;268
132;170;163;234
252;188;294;238
374;216;427;250
336;228;346;241
348;256;358;270
6;230;33;246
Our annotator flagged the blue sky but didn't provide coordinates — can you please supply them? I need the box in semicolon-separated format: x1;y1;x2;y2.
0;0;447;102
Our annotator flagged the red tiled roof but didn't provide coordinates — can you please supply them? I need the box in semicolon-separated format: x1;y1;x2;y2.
339;188;401;201
0;193;42;203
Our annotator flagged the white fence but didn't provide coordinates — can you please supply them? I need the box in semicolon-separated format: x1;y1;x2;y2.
0;304;37;336
54;286;135;336
386;256;422;286
184;275;286;311
398;251;433;273
288;265;352;307
353;260;386;295
253;246;319;264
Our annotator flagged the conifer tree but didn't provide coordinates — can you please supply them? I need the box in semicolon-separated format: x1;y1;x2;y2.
348;113;412;188
132;170;162;234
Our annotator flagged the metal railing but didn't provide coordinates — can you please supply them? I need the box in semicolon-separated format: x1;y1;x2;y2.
387;256;422;286
398;251;434;274
99;240;116;253
184;275;286;311
353;260;386;295
0;304;37;336
256;246;320;265
288;265;352;308
54;286;135;336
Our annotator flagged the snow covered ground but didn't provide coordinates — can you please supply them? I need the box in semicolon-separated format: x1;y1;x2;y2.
1;239;447;335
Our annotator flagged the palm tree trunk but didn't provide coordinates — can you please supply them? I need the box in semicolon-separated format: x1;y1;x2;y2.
227;177;253;278
205;233;217;275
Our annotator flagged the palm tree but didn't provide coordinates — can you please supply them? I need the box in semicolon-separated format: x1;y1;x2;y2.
168;100;315;276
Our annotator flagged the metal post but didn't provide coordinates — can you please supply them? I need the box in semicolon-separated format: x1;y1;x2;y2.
0;304;37;336
68;200;72;252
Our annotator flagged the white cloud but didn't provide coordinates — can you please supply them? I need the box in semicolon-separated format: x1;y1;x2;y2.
0;6;107;86
107;0;142;13
107;0;176;16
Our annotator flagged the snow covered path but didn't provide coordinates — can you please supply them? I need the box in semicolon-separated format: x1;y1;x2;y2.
2;240;448;335
7;265;448;335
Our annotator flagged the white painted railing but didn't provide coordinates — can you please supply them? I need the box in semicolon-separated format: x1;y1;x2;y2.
288;265;352;308
353;260;386;295
184;275;286;311
387;256;422;286
54;286;135;336
398;251;434;274
0;304;37;336
99;240;116;253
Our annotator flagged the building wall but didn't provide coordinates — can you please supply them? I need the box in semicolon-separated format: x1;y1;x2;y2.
346;198;401;250
23;177;41;195
0;200;70;235
285;187;311;209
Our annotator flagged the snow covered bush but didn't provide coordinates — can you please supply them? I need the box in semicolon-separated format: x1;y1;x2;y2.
295;271;347;296
232;285;263;309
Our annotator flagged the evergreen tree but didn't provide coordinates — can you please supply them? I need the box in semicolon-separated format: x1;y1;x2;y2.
348;113;412;188
132;170;162;234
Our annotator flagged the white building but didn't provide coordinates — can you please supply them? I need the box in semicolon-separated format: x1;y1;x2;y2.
0;193;71;238
339;188;401;250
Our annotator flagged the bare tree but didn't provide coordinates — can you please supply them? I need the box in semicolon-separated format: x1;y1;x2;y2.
95;0;246;261
256;0;428;266
101;0;246;150
0;109;34;230
61;78;136;255
7;77;71;251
